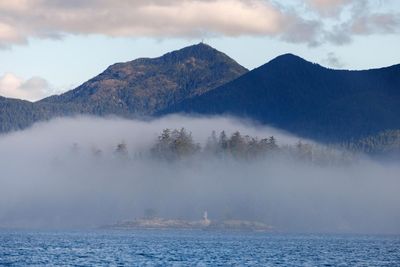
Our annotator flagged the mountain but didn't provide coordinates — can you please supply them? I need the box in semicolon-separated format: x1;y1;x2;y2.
0;43;247;133
1;45;399;143
40;43;248;116
0;96;38;132
160;54;400;142
0;96;68;133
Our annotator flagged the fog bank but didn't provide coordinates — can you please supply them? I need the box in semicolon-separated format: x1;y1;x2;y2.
0;115;399;234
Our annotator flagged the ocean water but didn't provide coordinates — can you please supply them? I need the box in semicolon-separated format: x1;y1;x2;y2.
0;230;399;266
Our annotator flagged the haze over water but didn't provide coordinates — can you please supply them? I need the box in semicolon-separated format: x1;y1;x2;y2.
0;116;399;234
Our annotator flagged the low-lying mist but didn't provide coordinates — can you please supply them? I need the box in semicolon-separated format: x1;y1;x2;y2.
0;115;399;234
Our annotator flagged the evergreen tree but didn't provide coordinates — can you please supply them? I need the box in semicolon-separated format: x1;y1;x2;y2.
115;142;129;159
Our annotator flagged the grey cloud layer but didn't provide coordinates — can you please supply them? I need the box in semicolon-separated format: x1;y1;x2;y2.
0;0;398;48
322;52;344;68
324;0;400;45
307;0;352;16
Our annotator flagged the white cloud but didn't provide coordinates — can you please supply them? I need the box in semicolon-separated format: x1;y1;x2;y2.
0;0;398;48
0;22;26;48
0;73;50;101
0;0;322;47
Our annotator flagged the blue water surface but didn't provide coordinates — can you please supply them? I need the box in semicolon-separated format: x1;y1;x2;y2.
0;230;399;266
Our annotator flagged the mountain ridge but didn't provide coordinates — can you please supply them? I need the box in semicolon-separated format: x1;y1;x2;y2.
1;44;399;143
160;52;400;142
0;43;248;133
39;43;248;116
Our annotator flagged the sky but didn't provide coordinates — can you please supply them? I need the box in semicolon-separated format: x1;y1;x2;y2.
0;0;399;101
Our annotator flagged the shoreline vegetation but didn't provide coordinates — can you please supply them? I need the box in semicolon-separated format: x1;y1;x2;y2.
77;128;354;165
70;128;400;166
148;128;350;164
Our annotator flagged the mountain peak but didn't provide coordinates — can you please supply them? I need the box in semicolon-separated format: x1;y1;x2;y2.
175;42;218;53
185;42;214;50
252;53;321;74
161;51;400;142
40;43;248;116
269;53;309;65
159;42;234;63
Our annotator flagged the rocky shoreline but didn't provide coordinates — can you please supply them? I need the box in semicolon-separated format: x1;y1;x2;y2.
104;217;273;232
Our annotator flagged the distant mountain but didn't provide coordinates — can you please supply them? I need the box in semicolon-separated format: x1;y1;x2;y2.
0;96;68;133
40;43;248;116
0;96;38;132
160;54;400;142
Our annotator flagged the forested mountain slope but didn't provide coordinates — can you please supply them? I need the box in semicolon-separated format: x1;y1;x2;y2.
40;43;248;116
0;43;247;133
161;54;400;142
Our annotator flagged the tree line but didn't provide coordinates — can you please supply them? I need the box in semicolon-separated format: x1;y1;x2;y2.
148;128;353;165
69;128;400;165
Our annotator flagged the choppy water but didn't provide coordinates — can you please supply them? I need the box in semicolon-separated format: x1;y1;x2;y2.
0;230;399;266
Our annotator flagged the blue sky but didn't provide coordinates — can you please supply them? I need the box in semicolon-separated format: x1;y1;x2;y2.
0;0;399;101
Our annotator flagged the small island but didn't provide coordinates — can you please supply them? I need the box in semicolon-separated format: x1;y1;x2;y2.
105;212;273;232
